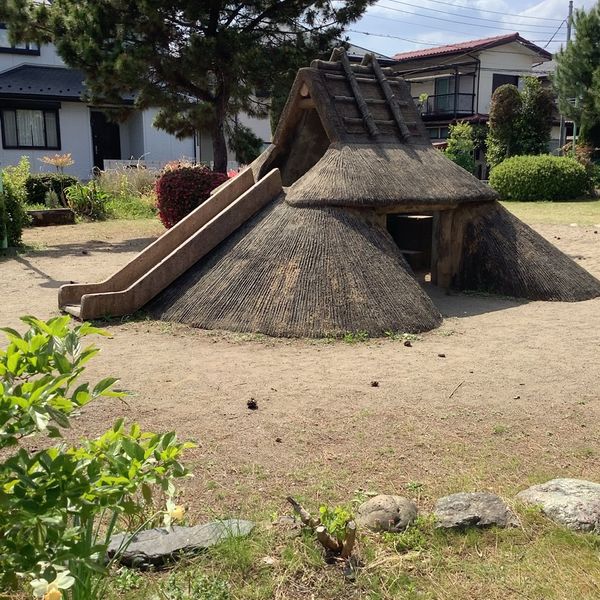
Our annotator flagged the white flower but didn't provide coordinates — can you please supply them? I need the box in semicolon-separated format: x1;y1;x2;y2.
31;569;75;599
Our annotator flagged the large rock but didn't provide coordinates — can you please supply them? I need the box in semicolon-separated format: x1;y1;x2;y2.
434;492;517;529
107;519;254;568
517;478;600;532
356;495;417;532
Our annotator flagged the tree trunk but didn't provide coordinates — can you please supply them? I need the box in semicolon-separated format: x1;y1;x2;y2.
212;95;228;173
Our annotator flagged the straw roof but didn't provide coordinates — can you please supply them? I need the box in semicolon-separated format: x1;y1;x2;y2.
285;143;498;208
257;51;497;209
149;195;442;337
456;203;600;300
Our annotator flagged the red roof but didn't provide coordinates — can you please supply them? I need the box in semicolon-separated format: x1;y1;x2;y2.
393;33;552;63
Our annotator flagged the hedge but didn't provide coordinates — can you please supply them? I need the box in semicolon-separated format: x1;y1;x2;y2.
489;155;591;201
25;173;79;205
156;166;228;228
0;189;28;248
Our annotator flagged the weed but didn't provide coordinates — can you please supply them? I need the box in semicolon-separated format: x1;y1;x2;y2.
492;424;508;435
159;569;230;600
113;567;144;592
384;331;421;342
343;330;369;343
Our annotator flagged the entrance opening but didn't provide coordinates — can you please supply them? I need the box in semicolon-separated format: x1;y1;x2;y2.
90;110;121;170
386;213;434;283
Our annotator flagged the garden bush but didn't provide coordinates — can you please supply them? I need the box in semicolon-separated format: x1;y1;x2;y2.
156;166;228;228
65;181;109;220
1;157;31;247
0;316;193;598
489;155;592;201
26;173;79;206
97;166;159;219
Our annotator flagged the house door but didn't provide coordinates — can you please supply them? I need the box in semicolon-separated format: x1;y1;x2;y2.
434;77;455;114
90;110;121;170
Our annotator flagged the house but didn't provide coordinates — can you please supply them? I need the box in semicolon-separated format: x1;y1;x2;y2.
391;33;558;177
0;25;272;179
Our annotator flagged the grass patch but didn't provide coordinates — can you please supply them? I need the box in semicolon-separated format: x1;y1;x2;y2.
502;199;600;226
103;505;600;600
106;193;158;219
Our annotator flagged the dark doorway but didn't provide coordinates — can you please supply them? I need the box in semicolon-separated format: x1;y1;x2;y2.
90;110;121;170
387;214;434;281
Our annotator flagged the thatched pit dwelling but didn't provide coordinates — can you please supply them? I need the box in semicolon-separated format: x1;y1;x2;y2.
150;49;600;337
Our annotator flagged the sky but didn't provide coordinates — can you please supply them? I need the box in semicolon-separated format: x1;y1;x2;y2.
344;0;598;58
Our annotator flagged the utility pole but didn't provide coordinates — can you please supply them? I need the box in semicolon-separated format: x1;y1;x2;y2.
559;0;574;149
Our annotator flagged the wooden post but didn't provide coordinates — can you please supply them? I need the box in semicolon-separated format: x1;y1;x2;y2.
433;209;455;288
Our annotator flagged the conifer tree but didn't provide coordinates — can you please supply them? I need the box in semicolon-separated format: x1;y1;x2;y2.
554;1;600;146
0;1;374;172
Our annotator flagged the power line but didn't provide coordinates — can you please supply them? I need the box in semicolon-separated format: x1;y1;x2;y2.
375;3;563;35
378;0;562;30
393;0;564;22
544;19;567;48
347;28;565;46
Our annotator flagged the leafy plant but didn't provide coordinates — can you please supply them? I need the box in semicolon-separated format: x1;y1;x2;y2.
444;121;475;174
159;570;231;600
342;331;369;344
1;156;31;247
112;567;144;592
156;166;228;228
26;173;79;206
65;181;109;219
489;155;591;201
0;316;193;598
318;504;353;543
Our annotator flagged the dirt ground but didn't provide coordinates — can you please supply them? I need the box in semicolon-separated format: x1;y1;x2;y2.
1;215;600;526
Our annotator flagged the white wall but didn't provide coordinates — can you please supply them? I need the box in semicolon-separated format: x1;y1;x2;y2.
141;108;195;162
0;44;64;73
477;43;543;114
0;102;94;179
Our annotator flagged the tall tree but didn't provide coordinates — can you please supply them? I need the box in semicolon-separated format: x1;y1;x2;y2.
554;1;600;147
0;1;374;172
486;78;554;167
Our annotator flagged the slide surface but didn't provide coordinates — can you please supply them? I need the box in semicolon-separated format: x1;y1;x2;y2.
59;168;282;320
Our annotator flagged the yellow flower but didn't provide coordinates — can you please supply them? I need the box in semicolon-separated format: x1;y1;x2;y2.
170;505;185;521
44;586;62;600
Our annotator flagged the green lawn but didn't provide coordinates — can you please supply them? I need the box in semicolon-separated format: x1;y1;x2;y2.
501;199;600;226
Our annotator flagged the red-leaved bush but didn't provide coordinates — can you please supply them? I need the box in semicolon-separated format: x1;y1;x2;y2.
156;166;228;228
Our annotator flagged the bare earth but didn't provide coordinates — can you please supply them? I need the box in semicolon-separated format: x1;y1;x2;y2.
2;215;600;596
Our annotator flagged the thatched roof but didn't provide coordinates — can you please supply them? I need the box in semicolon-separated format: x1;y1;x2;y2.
149;194;442;337
456;203;600;300
256;50;497;208
285;143;498;208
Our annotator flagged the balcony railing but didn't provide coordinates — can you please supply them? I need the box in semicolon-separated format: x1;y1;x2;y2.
413;93;475;117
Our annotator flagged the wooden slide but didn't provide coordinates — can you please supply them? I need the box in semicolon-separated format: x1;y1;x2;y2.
58;168;283;320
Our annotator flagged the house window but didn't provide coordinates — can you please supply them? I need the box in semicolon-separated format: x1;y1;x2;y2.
427;127;439;139
0;24;40;55
492;74;519;93
1;108;60;149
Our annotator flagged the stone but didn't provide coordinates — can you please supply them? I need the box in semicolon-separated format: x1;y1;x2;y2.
516;478;600;532
107;519;254;569
356;495;417;532
434;492;517;529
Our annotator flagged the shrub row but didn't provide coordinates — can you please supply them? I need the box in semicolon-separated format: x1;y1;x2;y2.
489;155;592;201
25;173;78;205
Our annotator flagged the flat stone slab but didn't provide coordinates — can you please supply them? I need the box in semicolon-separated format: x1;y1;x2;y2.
107;519;254;568
356;495;418;532
27;208;75;226
434;492;517;529
517;478;600;532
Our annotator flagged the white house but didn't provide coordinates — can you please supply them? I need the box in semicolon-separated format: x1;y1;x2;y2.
391;33;561;177
0;26;272;179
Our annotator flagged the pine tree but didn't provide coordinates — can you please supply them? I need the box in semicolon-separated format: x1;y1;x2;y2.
554;1;600;146
0;1;374;172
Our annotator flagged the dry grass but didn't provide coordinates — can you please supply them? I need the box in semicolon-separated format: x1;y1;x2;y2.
502;199;600;226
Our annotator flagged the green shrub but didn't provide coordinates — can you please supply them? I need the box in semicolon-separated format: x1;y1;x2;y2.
25;173;79;206
65;181;109;219
489;155;591;201
1;158;31;247
0;316;193;597
444;121;475;174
